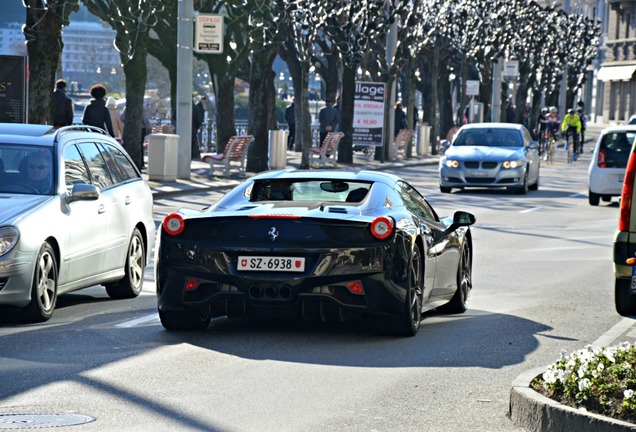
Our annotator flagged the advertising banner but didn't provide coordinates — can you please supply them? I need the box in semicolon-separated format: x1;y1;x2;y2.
0;55;27;123
353;82;385;147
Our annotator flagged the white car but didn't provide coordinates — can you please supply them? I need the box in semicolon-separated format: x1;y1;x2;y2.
0;124;155;322
588;125;634;206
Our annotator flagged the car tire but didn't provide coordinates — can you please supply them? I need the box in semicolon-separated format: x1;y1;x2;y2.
615;279;636;316
440;185;452;193
529;172;539;191
22;242;58;323
159;309;211;331
588;190;600;206
513;172;529;194
105;228;145;299
372;246;423;337
437;241;471;314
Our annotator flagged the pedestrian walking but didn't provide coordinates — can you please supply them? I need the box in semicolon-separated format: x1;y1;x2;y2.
394;101;408;137
106;97;124;139
52;79;74;128
82;84;115;137
285;98;296;150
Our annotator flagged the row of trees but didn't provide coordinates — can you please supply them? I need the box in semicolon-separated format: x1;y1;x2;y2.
24;0;601;171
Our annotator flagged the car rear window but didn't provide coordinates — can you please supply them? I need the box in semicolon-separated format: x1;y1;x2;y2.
599;132;634;169
249;179;372;203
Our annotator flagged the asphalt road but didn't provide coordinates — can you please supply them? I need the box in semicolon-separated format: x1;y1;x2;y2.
0;148;626;432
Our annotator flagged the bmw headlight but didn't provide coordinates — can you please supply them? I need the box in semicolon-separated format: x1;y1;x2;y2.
444;159;460;169
502;160;524;169
0;227;19;257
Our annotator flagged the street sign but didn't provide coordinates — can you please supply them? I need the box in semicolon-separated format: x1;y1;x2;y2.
353;82;386;147
502;60;519;78
194;14;223;54
466;80;479;96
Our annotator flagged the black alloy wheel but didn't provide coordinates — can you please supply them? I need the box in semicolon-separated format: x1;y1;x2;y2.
159;309;212;331
438;242;472;314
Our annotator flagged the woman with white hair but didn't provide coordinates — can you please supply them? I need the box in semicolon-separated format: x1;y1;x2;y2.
106;97;124;139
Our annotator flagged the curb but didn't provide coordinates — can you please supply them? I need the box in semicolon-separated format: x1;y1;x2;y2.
509;367;636;432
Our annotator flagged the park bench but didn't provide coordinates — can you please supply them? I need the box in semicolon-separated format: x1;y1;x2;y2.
394;129;414;158
309;132;344;168
201;135;254;177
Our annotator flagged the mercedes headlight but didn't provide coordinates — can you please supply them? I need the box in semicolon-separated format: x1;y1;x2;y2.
0;227;19;257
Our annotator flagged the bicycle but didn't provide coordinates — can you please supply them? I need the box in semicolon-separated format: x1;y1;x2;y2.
544;129;555;164
564;128;579;164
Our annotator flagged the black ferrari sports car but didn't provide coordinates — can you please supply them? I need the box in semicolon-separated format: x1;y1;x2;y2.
156;170;475;336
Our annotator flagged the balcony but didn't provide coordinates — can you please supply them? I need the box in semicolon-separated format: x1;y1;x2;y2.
609;0;636;13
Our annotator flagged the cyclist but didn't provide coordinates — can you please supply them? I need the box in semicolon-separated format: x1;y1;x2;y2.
577;107;587;154
545;107;560;138
561;108;581;162
536;107;550;155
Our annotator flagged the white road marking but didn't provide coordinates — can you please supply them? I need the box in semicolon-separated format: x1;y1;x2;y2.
519;207;542;213
116;313;159;328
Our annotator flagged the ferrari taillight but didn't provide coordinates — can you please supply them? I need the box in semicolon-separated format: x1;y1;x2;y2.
598;147;606;168
370;216;394;239
163;212;185;236
619;151;636;232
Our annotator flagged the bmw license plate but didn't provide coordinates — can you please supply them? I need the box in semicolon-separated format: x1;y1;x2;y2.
238;256;305;272
631;266;636;294
471;171;488;177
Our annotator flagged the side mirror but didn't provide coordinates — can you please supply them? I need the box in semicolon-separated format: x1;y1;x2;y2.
440;140;451;152
529;141;539;150
67;183;100;202
444;210;476;234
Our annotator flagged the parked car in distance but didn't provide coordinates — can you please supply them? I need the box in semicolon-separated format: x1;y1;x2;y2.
588;125;634;206
438;123;541;194
614;133;636;316
156;170;476;336
0;124;155;322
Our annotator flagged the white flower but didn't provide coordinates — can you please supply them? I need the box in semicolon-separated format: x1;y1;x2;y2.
578;378;591;392
624;389;635;400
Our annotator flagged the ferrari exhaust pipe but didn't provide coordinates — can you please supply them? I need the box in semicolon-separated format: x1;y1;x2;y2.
280;285;292;299
248;285;262;299
265;286;278;299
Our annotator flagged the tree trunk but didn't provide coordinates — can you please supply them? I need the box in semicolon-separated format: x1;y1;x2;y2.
430;44;440;154
337;64;356;164
120;32;149;170
405;60;416;158
25;1;64;125
299;64;311;169
246;46;277;174
213;76;236;153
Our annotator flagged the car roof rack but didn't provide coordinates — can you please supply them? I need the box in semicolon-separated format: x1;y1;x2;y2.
53;125;109;143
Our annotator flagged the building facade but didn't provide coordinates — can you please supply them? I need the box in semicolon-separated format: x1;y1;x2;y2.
598;0;636;123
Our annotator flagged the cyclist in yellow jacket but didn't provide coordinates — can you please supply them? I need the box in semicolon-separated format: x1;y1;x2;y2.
561;108;581;160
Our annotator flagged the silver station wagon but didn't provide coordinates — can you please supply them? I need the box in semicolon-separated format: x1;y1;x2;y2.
0;124;155;322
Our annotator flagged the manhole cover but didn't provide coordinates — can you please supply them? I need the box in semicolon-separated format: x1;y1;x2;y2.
0;413;95;429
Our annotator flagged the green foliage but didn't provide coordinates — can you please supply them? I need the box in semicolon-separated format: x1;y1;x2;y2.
532;342;636;423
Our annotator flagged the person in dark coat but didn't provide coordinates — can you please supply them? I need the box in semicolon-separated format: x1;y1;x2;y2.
284;98;295;150
82;84;114;137
52;79;74;128
318;98;339;146
394;101;408;137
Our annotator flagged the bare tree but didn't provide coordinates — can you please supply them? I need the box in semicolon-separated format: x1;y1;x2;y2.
23;0;79;124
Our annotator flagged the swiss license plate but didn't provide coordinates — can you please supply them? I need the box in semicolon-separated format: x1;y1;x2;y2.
471;171;488;177
631;266;636;294
237;256;305;272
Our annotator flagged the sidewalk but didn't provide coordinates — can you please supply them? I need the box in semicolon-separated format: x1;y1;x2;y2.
145;149;440;199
